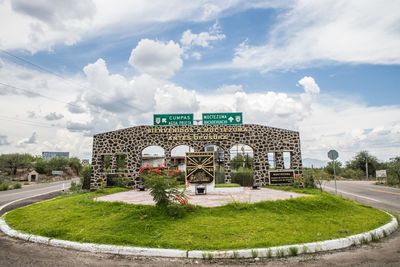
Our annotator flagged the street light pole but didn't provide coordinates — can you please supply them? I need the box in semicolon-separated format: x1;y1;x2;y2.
365;157;368;180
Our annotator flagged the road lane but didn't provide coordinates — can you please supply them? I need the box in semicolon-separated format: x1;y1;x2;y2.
323;180;400;213
0;178;78;207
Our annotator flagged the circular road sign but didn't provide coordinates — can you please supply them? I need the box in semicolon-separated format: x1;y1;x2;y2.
328;150;339;160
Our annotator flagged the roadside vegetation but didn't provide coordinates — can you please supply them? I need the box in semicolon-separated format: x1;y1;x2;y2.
5;187;391;250
303;151;400;188
0;153;83;192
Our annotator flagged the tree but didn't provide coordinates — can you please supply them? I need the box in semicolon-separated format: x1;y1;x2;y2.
325;161;342;175
0;153;34;175
231;154;254;170
68;157;82;175
346;151;379;179
387;157;400;186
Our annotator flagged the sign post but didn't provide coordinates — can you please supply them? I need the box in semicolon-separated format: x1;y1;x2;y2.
202;112;242;125
327;150;339;194
153;114;193;126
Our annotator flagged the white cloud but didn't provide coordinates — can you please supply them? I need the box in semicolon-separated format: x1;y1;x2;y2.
216;84;244;94
1;0;279;53
18;131;37;145
0;135;11;146
11;0;96;30
229;0;400;72
181;21;225;48
297;76;320;94
154;84;199;113
129;39;183;79
45;112;64;121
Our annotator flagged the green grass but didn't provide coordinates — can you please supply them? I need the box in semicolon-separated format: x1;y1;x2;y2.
4;187;391;250
215;183;241;188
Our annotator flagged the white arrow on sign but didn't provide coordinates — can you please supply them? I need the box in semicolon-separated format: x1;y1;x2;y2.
228;116;234;122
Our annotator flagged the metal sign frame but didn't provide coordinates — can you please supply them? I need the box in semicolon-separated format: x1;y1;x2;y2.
185;152;215;184
202;112;243;125
268;170;294;185
153;114;193;126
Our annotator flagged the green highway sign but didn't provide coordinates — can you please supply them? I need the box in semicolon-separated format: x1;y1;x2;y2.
202;112;243;125
153;114;193;126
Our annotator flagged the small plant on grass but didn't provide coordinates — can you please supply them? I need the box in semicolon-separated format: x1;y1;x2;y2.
360;236;369;245
232;251;239;259
301;246;308;254
202;252;213;260
383;230;388;238
266;249;272;258
13;182;22;189
69;181;82;192
251;249;258;258
289;246;298;256
276;249;285;258
370;232;379;242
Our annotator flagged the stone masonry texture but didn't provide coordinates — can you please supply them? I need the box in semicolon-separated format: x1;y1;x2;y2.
90;124;302;189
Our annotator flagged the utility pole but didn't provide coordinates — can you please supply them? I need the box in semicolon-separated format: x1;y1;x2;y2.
365;157;368;180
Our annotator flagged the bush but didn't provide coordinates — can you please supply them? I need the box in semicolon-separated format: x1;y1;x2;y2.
175;171;185;184
143;174;186;207
13;182;22;189
0;183;10;191
106;174;131;188
81;165;92;190
69;181;82;192
231;169;253;186
341;168;365;180
304;176;316;188
215;170;225;184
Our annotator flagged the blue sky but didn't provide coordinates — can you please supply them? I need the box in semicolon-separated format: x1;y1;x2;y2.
0;0;399;162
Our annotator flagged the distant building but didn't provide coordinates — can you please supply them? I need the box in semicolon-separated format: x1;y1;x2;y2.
42;151;69;160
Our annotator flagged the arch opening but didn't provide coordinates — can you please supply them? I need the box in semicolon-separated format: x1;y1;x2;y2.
204;144;225;184
229;144;254;186
141;145;165;167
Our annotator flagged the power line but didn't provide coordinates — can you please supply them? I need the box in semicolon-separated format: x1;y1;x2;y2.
0;81;104;115
0;49;143;113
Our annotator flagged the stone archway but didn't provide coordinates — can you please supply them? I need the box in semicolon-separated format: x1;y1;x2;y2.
90;124;302;189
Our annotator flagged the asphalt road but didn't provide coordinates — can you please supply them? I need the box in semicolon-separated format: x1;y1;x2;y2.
0;180;399;267
322;180;400;213
0;178;78;207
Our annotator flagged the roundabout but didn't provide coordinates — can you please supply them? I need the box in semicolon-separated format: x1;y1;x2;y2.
1;187;398;259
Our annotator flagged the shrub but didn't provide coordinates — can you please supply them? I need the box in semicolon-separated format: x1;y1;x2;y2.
215;170;225;184
13;182;22;189
231;169;254;186
143;174;186;207
81;165;92;190
0;183;9;191
341;168;365;180
304;175;316;188
107;175;131;188
69;181;82;192
289;246;298;256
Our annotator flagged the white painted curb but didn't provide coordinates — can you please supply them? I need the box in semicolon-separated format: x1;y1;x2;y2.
0;213;397;258
0;190;398;259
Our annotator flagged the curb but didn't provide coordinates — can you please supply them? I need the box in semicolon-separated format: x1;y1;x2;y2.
0;212;397;259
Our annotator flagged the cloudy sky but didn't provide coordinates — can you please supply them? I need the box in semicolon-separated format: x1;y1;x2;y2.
0;0;399;163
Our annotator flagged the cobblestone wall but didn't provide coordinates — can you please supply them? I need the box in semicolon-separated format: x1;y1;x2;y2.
91;124;302;189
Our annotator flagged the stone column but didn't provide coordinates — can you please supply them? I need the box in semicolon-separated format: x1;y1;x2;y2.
275;151;284;170
165;149;171;167
91;154;105;189
110;154;117;173
223;150;231;183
